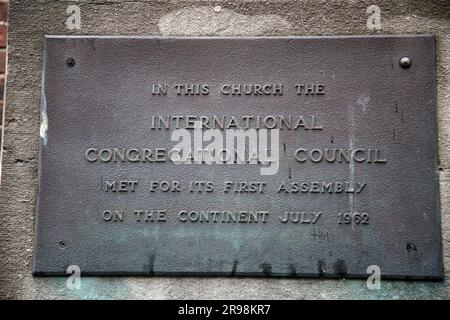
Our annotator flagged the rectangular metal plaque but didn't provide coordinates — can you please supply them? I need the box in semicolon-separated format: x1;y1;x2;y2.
34;36;442;279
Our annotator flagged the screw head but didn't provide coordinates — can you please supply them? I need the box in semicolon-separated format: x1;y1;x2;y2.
58;240;67;249
399;57;411;68
66;57;75;68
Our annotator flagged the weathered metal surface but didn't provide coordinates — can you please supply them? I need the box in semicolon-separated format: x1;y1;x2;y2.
33;36;442;279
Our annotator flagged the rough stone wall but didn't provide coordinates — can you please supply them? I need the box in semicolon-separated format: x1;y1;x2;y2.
0;0;8;155
0;0;449;299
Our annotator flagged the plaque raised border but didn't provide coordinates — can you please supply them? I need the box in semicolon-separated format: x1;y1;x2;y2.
33;35;442;279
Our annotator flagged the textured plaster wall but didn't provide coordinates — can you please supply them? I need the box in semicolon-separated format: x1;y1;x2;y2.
0;0;449;299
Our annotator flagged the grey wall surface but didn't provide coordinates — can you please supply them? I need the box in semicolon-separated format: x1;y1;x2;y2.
0;0;449;299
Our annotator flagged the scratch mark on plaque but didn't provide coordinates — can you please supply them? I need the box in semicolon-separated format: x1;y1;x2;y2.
259;263;272;275
334;259;347;277
147;253;155;275
317;260;326;277
288;263;297;277
231;259;238;275
348;104;356;215
40;83;48;145
357;96;370;113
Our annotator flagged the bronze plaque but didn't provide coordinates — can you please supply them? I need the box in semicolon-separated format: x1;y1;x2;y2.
33;36;442;279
